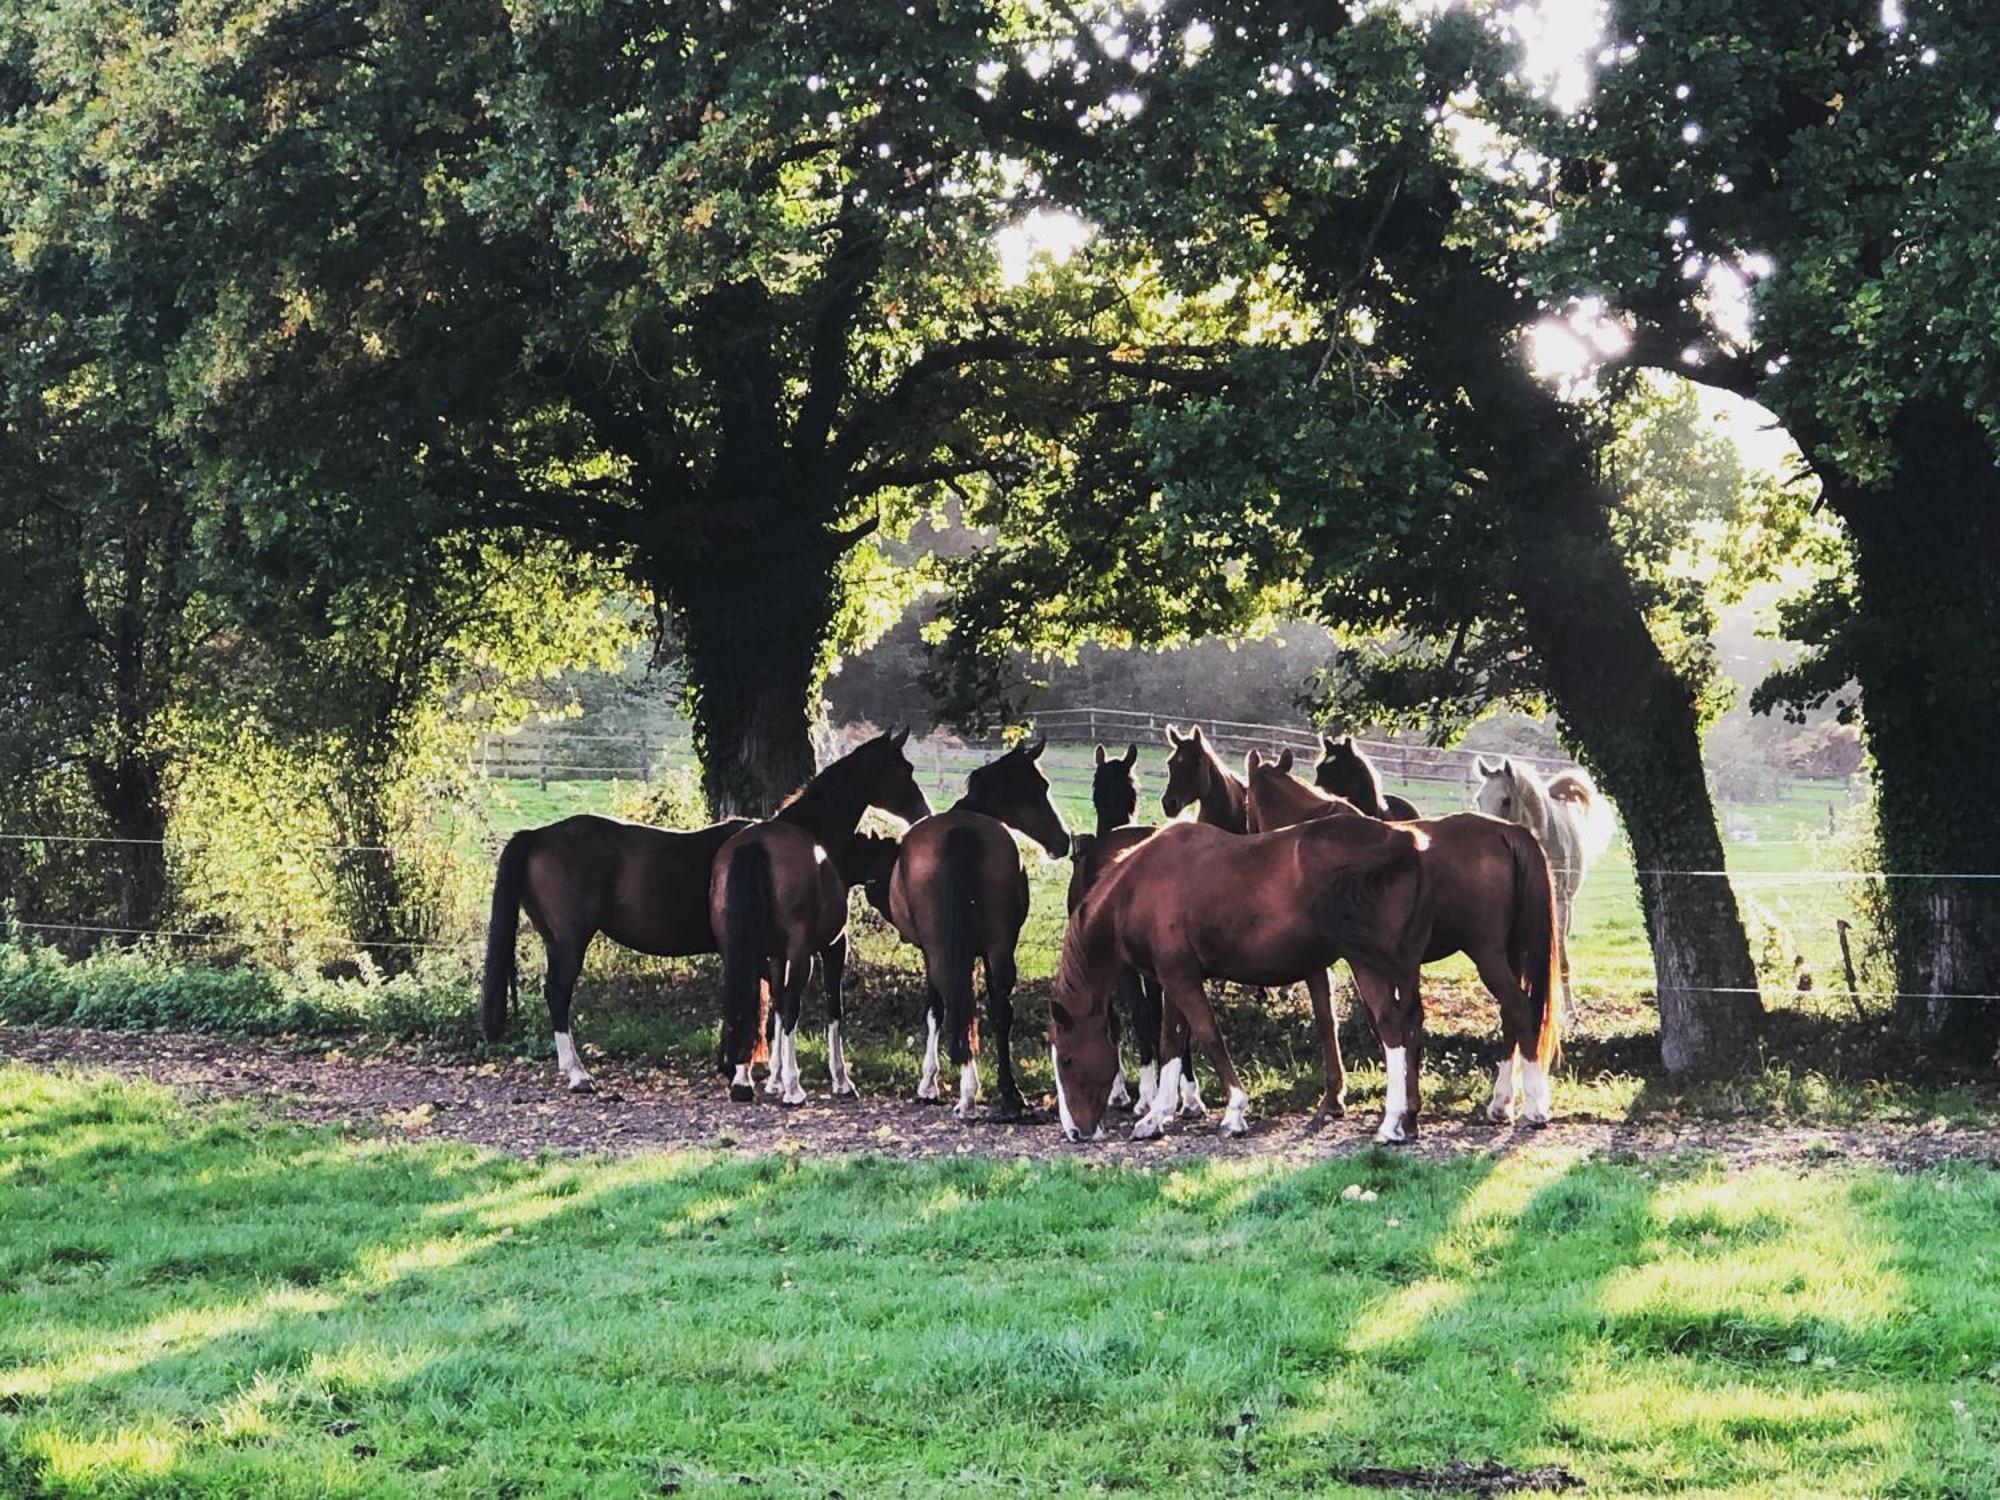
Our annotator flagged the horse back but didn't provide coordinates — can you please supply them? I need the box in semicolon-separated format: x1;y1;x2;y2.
521;814;750;957
1066;824;1155;912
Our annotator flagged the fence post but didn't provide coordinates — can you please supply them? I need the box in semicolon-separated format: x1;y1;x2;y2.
639;734;650;786
538;735;549;791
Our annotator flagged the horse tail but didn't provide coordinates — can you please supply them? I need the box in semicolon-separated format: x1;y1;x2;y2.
481;830;537;1042
1311;828;1426;982
938;825;983;1067
1548;767;1616;859
1506;825;1561;1069
717;842;774;1074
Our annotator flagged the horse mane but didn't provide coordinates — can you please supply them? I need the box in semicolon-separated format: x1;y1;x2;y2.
1054;887;1115;1015
1502;761;1556;840
775;740;871;826
1545;767;1615;856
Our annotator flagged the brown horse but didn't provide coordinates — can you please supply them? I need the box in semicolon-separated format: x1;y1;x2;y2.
1051;816;1431;1143
1245;749;1561;1126
1160;725;1248;832
880;740;1069;1119
1315;735;1421;820
482;813;752;1092
710;729;932;1103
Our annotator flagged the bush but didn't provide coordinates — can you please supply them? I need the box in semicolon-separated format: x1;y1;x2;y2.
0;936;478;1042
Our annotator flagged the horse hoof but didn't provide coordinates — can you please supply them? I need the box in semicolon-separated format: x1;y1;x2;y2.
1221;1117;1250;1139
1523;1112;1551;1130
1487;1102;1517;1126
1132;1115;1164;1141
997;1095;1028;1121
953;1104;976;1124
830;1081;859;1100
782;1093;807;1108
729;1084;756;1104
1318;1097;1346;1120
566;1075;597;1095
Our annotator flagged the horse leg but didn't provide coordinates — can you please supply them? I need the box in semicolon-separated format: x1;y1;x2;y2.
916;983;944;1103
1470;945;1526;1125
1176;976;1251;1137
543;936;594;1094
820;933;857;1098
1127;970;1163;1114
1557;879;1578;1032
1173;1004;1205;1117
1131;990;1185;1142
763;964;787;1097
986;947;1026;1119
1105;979;1132;1111
1305;968;1346;1118
774;952;811;1106
1355;965;1423;1145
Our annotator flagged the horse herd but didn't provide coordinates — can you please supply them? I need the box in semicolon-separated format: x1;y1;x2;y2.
482;727;1613;1145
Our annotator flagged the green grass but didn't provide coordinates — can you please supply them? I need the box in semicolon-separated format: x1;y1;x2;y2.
3;1067;1999;1498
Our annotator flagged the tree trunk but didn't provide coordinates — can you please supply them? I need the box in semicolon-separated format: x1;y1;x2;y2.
96;759;169;935
1841;409;2000;1066
667;531;835;820
1489;363;1764;1076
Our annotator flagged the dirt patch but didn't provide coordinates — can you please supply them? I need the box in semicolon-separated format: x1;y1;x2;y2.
5;1025;1998;1171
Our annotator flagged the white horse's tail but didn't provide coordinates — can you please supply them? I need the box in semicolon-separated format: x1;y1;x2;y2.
1546;768;1617;859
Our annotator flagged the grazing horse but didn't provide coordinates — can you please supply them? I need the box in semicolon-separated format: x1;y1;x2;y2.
1474;758;1615;1016
482;814;752;1093
1049;817;1431;1144
710;730;932;1103
1160;724;1248;832
1315;735;1421;820
880;740;1070;1119
1246;750;1562;1126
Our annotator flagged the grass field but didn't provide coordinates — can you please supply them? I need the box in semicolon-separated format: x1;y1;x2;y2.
3;1067;1998;1498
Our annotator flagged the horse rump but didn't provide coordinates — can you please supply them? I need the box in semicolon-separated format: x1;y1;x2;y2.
718;842;775;1085
1307;828;1428;981
481;830;539;1042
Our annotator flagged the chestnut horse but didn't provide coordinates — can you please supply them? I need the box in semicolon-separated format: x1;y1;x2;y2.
1245;750;1562;1126
482;813;752;1093
880;740;1070;1119
1050;816;1431;1143
710;730;932;1103
1314;735;1421;820
1160;725;1248;831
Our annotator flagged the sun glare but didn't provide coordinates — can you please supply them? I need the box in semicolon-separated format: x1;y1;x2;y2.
993;208;1095;286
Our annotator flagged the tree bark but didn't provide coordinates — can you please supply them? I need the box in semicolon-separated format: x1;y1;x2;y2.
1840;408;2000;1066
1476;353;1765;1076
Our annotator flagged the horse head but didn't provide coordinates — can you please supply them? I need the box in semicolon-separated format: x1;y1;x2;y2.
964;737;1070;857
1160;724;1212;819
862;726;934;826
1090;742;1141;831
1048;992;1118;1142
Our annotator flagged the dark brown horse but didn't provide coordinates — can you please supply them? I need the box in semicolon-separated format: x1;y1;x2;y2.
1090;742;1141;833
482;814;752;1092
1245;750;1562;1127
710;729;932;1103
1159;725;1248;832
1315;735;1421;820
880;740;1069;1119
1050;817;1431;1143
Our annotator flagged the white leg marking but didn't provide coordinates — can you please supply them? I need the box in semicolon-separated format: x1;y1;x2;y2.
1132;1058;1182;1141
1107;1068;1131;1110
955;1059;979;1121
917;1011;942;1101
1220;1085;1251;1137
1135;1061;1158;1115
1376;1045;1411;1144
778;1024;806;1106
1179;1069;1206;1118
554;1031;595;1093
1520;1059;1553;1126
827;1020;857;1097
731;1062;754;1093
1052;1046;1080;1141
1487;1055;1517;1124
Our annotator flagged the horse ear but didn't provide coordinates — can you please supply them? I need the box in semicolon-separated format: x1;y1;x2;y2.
1245;749;1266;774
1322;734;1340;755
1024;736;1046;762
1476;758;1500;777
1048;1000;1074;1029
1277;747;1294;774
1501;757;1517;776
889;726;910;750
1122;743;1138;767
1164;724;1182;746
1190;724;1207;743
1094;743;1107;766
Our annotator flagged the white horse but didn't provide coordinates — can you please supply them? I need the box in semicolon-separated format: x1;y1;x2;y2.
1474;758;1616;1015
